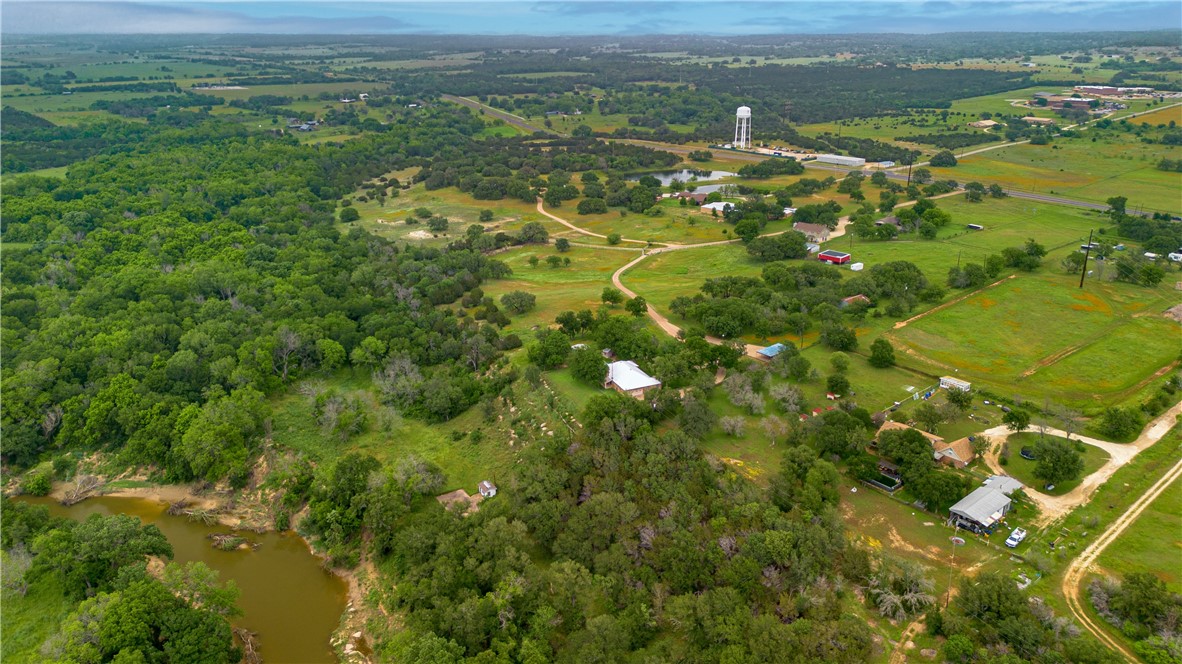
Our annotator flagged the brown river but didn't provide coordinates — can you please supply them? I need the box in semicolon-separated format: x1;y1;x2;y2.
23;495;348;663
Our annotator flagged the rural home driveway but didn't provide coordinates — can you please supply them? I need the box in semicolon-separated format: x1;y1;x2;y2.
979;400;1182;526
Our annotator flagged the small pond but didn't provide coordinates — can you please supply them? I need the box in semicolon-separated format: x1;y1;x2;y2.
22;495;348;664
625;169;736;186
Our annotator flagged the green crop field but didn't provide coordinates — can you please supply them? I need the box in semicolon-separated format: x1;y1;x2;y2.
1094;477;1182;592
928;132;1182;213
1001;433;1110;495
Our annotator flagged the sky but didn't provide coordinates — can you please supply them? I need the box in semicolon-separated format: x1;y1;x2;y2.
3;1;1180;35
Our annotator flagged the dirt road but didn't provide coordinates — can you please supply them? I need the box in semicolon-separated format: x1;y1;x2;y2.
1061;413;1182;660
979;401;1182;526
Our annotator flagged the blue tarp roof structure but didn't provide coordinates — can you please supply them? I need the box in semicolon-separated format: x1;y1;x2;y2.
758;343;788;358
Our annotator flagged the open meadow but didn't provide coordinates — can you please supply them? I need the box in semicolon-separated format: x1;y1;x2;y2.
1093;477;1182;592
928;131;1182;214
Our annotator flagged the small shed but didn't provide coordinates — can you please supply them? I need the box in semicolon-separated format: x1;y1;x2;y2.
982;475;1024;495
756;343;789;361
840;294;871;309
817;250;851;265
478;480;497;498
939;376;972;392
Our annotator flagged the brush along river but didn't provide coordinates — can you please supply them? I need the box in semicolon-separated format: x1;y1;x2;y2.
22;495;349;663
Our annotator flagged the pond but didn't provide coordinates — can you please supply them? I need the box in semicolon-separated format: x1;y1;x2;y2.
625;169;736;186
22;495;348;664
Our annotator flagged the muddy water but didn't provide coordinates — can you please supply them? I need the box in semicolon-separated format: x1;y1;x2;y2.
24;495;347;664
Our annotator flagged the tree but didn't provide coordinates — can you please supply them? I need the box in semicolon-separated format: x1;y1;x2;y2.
945;387;973;413
555;238;571;252
912;167;933;184
624;296;648;317
518;222;549;244
734;218;761;242
427;216;449;233
31;513;174;598
830;352;850;374
479;209;494;222
988;183;1007;198
606;233;622;245
577;198;607;215
913;402;944;433
546;255;563;268
930;150;958;167
720;416;745;436
527;329;571;370
528;255;540;268
500;291;537;315
820;323;858;351
601;287;624;305
339;207;360;223
869;338;896;368
1098;406;1140;439
827;374;850;395
1033;438;1084;487
570;346;606;385
1003;409;1031;433
161;561;242;618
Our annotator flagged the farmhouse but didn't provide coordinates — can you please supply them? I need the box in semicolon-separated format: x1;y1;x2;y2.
756;343;789;360
700;202;733;213
934;437;976;468
674;191;709;204
478;480;498;498
1021;116;1056;125
840;294;871;308
968;119;1001;129
604;360;661;398
948;487;1011;533
982;475;1024;495
875;216;902;229
793;222;830;243
817;249;851;265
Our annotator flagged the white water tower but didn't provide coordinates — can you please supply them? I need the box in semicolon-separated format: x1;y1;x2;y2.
734;106;752;150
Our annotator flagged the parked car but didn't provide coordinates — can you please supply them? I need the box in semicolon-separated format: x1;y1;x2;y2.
1005;527;1027;548
1020;447;1037;460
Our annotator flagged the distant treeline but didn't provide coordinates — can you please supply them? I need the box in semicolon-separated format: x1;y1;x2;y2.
895;132;999;149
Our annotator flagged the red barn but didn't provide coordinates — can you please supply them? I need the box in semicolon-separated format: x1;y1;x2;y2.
817;250;851;265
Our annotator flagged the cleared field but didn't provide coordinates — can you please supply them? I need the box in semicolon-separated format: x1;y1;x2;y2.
1003;433;1110;495
1094;477;1182;592
480;245;636;334
928;133;1182;213
1129;104;1182;127
891;273;1179;406
619;243;757;312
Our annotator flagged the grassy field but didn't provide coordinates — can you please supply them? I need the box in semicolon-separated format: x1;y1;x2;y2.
267;369;564;493
0;576;74;664
890;271;1179;408
927;132;1182;214
1094;476;1182;592
618;243;757;312
480;245;637;334
1002;433;1110;495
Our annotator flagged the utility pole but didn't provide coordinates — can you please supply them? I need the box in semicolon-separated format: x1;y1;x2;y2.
957;250;962;269
906;160;913;187
1079;229;1094;289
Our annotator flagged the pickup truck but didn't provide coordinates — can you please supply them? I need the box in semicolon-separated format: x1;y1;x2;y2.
1005;527;1028;548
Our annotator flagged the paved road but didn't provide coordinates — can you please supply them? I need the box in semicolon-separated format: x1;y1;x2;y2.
1059;400;1182;661
442;94;551;134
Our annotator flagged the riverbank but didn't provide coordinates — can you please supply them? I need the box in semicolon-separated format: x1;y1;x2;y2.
34;476;376;663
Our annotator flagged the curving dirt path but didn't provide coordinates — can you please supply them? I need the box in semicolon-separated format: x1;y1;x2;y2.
980;401;1182;527
1062;425;1182;660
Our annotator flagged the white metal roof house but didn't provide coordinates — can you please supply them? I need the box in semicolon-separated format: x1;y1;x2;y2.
982;475;1024;495
478;480;497;498
604;360;661;398
948;487;1012;533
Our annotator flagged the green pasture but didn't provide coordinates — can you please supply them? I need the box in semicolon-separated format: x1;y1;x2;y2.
891;271;1177;408
480;245;636;335
1094;477;1182;592
345;184;548;246
618;243;757;312
928;133;1182;213
1001;432;1110;495
2;88;193;115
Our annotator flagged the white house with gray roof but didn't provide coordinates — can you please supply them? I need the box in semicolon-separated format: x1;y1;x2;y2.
948;486;1012;533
